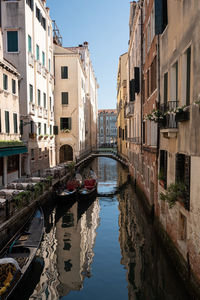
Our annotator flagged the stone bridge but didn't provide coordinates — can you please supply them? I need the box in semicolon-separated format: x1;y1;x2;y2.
75;148;129;168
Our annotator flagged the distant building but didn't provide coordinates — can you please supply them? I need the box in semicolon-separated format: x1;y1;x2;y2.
54;42;98;163
98;109;117;147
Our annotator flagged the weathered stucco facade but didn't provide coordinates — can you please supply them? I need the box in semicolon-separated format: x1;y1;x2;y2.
157;0;200;287
117;52;128;159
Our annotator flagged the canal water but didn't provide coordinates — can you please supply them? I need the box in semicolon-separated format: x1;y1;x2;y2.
11;157;190;300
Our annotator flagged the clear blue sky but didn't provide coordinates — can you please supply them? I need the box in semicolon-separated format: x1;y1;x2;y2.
47;0;130;110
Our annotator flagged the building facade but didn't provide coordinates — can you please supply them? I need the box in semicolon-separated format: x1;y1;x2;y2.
0;29;27;186
1;0;55;176
98;109;117;147
54;42;98;163
142;0;158;209
155;0;200;286
117;52;128;159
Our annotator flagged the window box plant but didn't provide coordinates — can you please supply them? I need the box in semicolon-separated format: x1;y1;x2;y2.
61;129;70;133
38;134;43;140
44;134;49;139
160;181;187;208
175;111;190;122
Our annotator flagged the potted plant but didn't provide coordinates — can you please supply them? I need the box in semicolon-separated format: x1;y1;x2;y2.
160;181;187;208
44;134;49;139
174;105;190;122
38;134;43;140
50;135;54;139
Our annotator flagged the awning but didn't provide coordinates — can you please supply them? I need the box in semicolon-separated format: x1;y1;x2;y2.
0;146;28;158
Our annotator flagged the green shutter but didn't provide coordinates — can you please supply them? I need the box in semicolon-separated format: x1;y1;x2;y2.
61;66;68;79
164;73;168;105
3;74;8;90
42;52;45;66
43;93;46;107
7;31;18;52
12;79;16;94
29;84;33;102
36;44;40;60
38;89;40;106
62;92;68;105
5;111;10;134
186;47;191;106
13;113;18;133
28;35;32;53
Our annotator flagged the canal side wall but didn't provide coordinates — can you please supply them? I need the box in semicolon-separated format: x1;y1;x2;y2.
128;165;200;298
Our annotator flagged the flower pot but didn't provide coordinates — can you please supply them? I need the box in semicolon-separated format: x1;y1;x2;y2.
175;111;189;122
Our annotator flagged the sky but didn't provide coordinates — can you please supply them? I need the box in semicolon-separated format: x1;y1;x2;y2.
46;0;130;110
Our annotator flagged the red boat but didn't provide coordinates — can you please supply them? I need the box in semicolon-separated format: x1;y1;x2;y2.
78;178;97;200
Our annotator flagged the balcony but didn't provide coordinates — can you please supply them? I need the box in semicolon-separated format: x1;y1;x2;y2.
38;106;43;117
42;67;47;78
29;103;35;115
43;108;48;119
127;137;141;144
160;101;179;138
125;102;134;118
50;111;54;120
28;52;34;67
37;61;42;74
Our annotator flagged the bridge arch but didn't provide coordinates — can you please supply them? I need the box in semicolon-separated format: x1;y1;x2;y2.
59;144;73;163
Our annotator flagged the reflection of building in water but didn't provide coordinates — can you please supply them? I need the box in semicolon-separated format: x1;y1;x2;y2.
30;208;59;300
56;199;100;298
97;157;118;182
118;185;190;300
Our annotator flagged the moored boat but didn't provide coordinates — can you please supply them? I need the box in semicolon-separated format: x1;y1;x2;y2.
0;207;44;300
56;179;80;201
78;178;97;200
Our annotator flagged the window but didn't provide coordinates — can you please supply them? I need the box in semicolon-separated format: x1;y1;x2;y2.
7;31;18;52
44;123;46;134
48;59;51;72
43;93;46;108
160;150;168;189
30;120;34;134
3;74;8;90
38;122;41;135
31;149;34;160
151;56;157;93
26;0;34;10
186;47;191;106
176;153;191;210
29;84;33;102
61;66;68;79
12;79;16;94
41;17;46;30
171;61;178;102
5;111;10;133
49;97;52;110
0;110;1;133
50;124;52;135
155;0;168;35
36;44;39;60
36;6;41;21
60;118;72;130
164;72;168;105
13;113;18;133
37;89;41;106
28;35;32;53
61;92;68;105
147;70;150;98
42;51;45;66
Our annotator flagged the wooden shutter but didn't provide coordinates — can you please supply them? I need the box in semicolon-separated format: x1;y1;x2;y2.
53;125;58;135
186;47;191;106
155;0;168;35
68;118;72;130
164;73;168;105
13;113;18;133
129;79;135;102
134;67;140;94
5;111;10;133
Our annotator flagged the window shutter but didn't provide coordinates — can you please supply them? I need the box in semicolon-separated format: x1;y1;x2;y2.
5;111;10;133
7;31;18;52
129;79;135;102
69;118;72;130
134;67;140;94
13;113;18;133
186;47;191;106
62;92;68;105
53;125;58;135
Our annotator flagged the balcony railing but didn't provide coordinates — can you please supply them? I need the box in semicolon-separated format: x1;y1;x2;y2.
125;102;134;118
160;101;179;129
127;137;141;144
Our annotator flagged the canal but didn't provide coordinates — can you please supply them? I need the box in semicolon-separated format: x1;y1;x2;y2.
11;157;190;300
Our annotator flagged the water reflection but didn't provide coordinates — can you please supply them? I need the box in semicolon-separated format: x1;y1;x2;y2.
12;157;191;299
